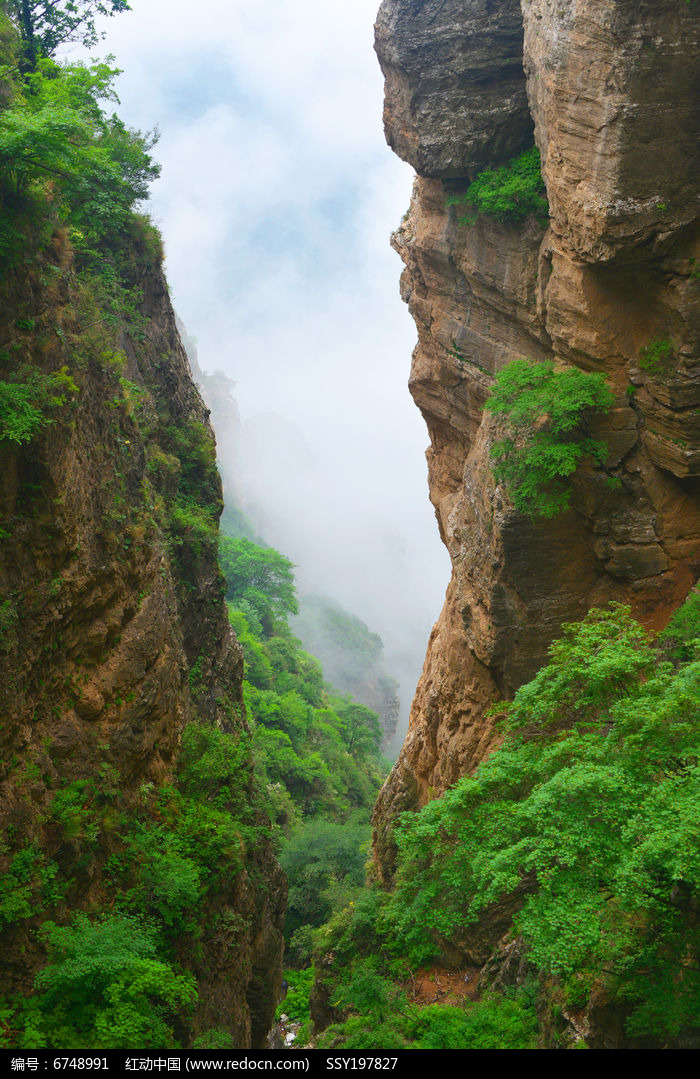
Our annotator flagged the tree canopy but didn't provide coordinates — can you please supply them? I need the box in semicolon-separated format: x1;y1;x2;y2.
0;49;159;260
3;0;130;68
219;535;298;633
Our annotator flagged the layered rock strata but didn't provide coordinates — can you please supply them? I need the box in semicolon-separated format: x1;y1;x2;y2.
373;0;700;876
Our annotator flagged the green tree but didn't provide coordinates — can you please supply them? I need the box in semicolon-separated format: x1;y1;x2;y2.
220;536;297;633
3;0;130;68
333;697;382;758
28;914;196;1049
0;56;159;244
281;818;370;941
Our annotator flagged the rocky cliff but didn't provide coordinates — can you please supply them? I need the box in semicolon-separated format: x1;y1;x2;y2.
0;225;285;1047
373;0;700;876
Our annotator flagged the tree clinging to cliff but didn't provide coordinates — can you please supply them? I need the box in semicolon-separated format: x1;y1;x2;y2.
3;0;130;67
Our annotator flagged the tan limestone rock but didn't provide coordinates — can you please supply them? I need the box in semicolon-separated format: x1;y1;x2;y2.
374;0;700;880
522;0;700;263
374;0;533;179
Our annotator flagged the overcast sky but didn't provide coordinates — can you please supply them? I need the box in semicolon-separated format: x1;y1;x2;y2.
80;0;450;738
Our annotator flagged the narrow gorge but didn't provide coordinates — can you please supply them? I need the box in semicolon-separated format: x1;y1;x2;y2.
1;0;699;1056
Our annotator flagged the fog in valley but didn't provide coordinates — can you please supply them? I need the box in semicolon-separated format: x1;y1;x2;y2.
79;0;450;747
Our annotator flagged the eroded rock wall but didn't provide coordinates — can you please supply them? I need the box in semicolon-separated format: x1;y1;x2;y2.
373;0;700;878
0;232;285;1047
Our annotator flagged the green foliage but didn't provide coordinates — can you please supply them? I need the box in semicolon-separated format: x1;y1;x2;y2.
0;713;269;1050
168;496;218;561
308;879;541;1049
447;147;548;225
312;909;539;1050
0;27;159;271
0;365;77;443
276;967;314;1025
409;998;539;1050
157;420;221;569
4;0;130;67
639;337;675;376
332;697;382;758
192;1029;234;1050
124;836;202;933
220;534;386;826
178;720;252;810
111;728;260;940
388;603;700;1041
44;774;116;848
220;536;298;633
281;818;370;944
0;55;159;250
659;583;700;664
324;887;392;960
0;845;54;928
219;532;388;980
329;957;403;1025
162;420;217;499
485;358;614;517
28;914;196;1050
317;1014;408;1052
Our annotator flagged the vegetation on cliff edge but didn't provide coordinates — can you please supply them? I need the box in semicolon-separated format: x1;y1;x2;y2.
447;146;548;226
485;358;615;518
305;595;700;1049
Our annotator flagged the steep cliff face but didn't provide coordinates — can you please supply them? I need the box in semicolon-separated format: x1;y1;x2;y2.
0;228;285;1047
373;0;700;876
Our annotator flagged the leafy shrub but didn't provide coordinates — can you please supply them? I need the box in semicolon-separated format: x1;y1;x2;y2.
332;958;394;1014
276;967;314;1025
28;914;196;1050
126;842;202;932
156;423;221;565
168;496;218;560
388;604;700;1042
410;998;539;1050
317;1014;408;1052
162;420;217;501
0;366;78;444
178;721;252;811
639;337;675;376
287;925;316;968
447;147;548;225
0;846;52;928
485;358;614;518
